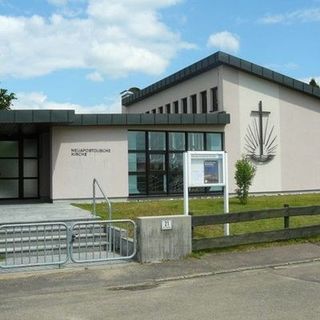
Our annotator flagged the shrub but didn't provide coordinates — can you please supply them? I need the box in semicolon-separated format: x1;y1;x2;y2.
234;157;256;204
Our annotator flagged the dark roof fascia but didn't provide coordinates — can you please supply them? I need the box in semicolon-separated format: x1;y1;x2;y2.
70;112;230;126
0;111;230;126
122;51;320;106
0;110;75;124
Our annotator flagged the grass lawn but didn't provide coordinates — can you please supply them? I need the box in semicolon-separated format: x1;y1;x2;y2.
74;193;320;248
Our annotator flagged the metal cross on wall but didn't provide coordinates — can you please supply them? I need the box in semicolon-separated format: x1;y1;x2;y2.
245;100;277;163
251;101;270;157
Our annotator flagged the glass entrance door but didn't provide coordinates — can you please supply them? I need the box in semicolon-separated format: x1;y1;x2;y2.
0;139;39;199
0;141;19;199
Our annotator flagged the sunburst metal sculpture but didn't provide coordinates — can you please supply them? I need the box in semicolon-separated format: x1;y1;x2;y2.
245;101;277;163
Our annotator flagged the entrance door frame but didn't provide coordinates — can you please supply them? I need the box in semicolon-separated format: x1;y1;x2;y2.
0;130;40;200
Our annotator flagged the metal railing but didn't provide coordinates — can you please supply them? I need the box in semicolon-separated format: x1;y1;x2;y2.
92;178;112;220
70;220;136;263
0;219;136;269
0;222;69;268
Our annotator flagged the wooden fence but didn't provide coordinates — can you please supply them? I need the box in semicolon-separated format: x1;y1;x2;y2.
192;205;320;251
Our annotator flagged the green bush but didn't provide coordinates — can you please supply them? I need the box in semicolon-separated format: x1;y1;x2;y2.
234;157;256;204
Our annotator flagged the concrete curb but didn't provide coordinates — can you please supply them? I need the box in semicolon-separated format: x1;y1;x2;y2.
103;257;320;291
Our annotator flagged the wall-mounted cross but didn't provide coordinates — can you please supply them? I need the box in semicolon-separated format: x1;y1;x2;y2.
251;101;270;156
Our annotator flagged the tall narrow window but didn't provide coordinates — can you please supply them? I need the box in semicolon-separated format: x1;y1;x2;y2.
211;87;218;112
158;106;163;114
201;91;207;113
182;98;188;113
166;103;171;114
173;101;179;114
191;94;197;113
152;109;156;114
128;131;146;195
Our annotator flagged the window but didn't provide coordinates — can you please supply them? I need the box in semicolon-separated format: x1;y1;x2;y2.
182;98;188;113
206;133;223;151
201;91;207;113
188;133;204;151
166;104;171;114
0;138;39;199
128;130;223;196
152;109;156;114
211;87;218;112
128;131;145;150
146;111;150;114
148;132;165;151
128;131;147;195
173;101;179;113
191;94;197;113
169;132;185;151
158;106;163;114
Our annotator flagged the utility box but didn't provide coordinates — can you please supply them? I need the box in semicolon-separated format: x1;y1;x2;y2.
137;215;192;263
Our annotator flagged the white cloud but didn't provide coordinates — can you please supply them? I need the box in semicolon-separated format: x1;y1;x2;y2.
207;31;240;53
259;7;320;24
0;0;191;78
13;92;121;113
86;71;104;82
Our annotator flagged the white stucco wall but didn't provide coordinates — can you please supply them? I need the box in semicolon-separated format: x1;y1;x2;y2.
222;65;320;193
51;127;128;200
123;67;223;114
279;88;320;191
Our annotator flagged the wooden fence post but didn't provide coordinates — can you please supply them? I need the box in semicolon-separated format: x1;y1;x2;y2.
283;204;290;229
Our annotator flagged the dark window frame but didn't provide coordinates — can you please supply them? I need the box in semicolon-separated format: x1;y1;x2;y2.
211;87;218;112
0;132;40;200
182;97;188;114
201;90;207;113
173;101;179;114
128;130;224;197
190;94;197;114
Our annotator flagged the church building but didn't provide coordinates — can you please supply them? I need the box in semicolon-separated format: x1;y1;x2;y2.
0;51;319;201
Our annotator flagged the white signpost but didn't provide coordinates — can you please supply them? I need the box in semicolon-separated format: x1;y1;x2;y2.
183;151;229;236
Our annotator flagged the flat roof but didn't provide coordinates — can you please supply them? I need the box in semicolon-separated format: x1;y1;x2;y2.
0;110;230;126
122;51;320;106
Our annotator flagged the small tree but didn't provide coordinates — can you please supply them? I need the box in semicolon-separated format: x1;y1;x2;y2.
0;88;16;110
234;157;256;204
309;78;319;88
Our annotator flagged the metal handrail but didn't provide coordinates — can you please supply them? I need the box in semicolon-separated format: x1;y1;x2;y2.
92;178;112;220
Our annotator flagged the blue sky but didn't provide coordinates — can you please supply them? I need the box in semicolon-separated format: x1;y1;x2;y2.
1;0;319;113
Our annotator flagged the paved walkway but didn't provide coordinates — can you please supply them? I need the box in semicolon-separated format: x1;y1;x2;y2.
0;203;93;224
1;241;319;284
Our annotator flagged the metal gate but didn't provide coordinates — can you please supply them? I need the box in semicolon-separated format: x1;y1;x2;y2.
0;219;136;269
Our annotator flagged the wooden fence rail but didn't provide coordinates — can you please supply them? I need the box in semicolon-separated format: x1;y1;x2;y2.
192;205;320;251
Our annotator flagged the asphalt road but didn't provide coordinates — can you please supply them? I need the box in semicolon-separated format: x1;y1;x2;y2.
0;261;319;320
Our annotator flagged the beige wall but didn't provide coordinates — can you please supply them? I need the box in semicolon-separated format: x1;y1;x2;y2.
222;65;319;193
123;67;223;114
51;127;128;200
279;88;320;191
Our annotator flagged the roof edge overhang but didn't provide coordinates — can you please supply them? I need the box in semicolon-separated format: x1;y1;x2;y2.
122;51;320;106
0;110;75;124
0;111;230;126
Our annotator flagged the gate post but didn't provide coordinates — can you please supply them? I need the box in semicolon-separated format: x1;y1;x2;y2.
136;215;192;263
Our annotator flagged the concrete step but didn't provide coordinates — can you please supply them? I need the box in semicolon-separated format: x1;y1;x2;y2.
0;233;108;245
0;240;113;255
